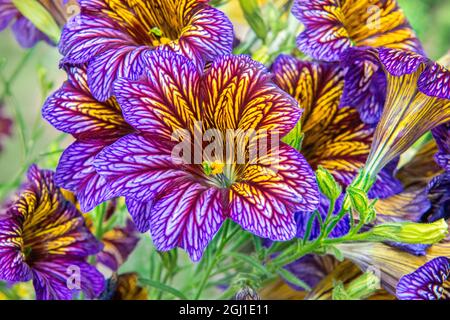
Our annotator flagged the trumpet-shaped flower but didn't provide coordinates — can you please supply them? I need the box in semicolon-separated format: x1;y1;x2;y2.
292;0;423;62
42;66;133;212
364;48;450;182
59;0;234;101
0;165;104;300
93;51;320;261
271;55;402;199
396;257;450;300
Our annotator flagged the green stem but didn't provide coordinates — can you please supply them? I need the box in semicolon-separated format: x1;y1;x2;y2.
193;221;231;300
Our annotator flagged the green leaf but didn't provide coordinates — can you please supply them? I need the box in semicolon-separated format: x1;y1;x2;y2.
276;268;311;291
238;0;268;41
230;252;271;276
12;0;61;44
139;278;188;300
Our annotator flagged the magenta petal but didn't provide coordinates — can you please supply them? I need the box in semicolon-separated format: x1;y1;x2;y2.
150;181;225;262
94;133;188;202
113;51;200;137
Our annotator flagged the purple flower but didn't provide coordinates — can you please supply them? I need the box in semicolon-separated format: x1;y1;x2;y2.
292;0;423;62
0;165;105;300
59;0;234;102
396;257;450;300
92;51;319;261
42;65;134;212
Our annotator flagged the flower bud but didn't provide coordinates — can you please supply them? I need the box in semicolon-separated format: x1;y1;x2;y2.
346;187;376;223
368;219;448;244
234;286;261;300
316;166;342;201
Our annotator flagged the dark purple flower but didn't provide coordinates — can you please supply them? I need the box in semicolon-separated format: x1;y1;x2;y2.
59;0;234;101
396;257;450;300
0;165;105;300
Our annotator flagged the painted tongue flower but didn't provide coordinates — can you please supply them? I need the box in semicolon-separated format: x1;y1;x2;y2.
42;65;134;212
0;165;105;300
396;257;450;300
271;55;402;199
292;0;423;62
363;48;450;185
93;51;320;261
337;241;450;297
59;0;234;101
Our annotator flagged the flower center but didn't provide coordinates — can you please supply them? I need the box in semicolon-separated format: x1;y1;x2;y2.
202;161;236;189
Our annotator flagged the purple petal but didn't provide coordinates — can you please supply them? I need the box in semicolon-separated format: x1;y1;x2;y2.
87;45;151;101
150;181;225;262
32;260;105;300
396;257;450;300
55;140;114;212
94;133;189;202
418;62;450;100
378;48;426;76
432;123;450;171
12;16;52;48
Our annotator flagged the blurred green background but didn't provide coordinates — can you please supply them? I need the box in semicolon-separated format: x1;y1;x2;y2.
0;0;449;188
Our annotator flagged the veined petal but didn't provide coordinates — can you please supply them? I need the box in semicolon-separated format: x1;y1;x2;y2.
87;45;151;101
94;133;189;202
150;181;225;261
60;0;233;101
340;47;386;124
432;123;450;171
0;216;32;282
230;144;319;241
272;56;401;198
97;220;140;271
292;0;423;61
396;257;450;300
42;66;132;140
113;51;201;138
125;198;154;233
204;55;301;137
55;140;114;212
32;259;105;300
